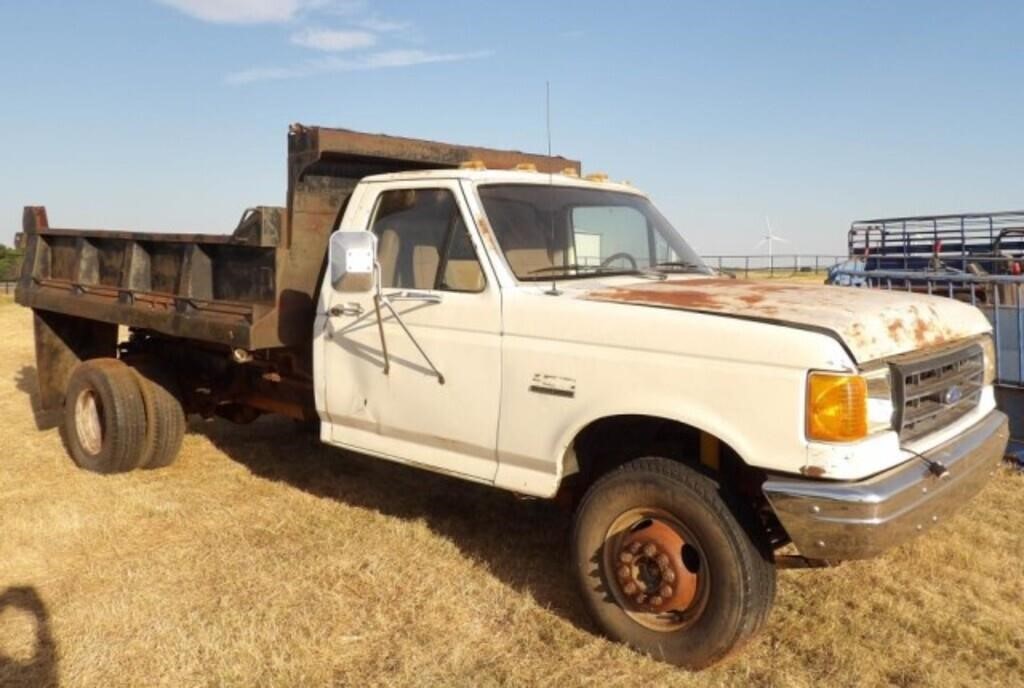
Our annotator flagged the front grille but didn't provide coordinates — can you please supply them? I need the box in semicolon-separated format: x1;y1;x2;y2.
892;343;984;442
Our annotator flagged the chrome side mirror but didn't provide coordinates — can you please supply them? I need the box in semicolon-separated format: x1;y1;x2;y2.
329;231;376;293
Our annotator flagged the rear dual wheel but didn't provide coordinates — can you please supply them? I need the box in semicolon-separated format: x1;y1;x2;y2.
62;358;185;473
130;364;186;469
572;457;776;669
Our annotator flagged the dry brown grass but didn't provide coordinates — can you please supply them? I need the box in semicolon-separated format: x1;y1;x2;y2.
741;270;829;283
0;297;1021;687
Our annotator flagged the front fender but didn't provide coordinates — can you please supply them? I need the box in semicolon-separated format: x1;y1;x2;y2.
493;390;787;498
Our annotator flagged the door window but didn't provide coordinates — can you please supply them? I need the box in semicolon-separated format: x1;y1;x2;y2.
370;188;485;292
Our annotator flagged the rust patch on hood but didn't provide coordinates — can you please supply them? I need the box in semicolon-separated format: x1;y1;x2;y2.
603;285;725;310
591;279;801;311
583;278;987;362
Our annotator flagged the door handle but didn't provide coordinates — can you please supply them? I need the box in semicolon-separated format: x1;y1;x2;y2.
330;302;364;317
384;290;443;304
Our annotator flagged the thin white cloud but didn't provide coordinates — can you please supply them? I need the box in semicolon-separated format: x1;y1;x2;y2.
158;0;354;24
158;0;306;23
319;0;367;17
225;66;301;82
161;1;484;83
291;27;376;51
226;49;492;84
352;49;489;69
356;17;412;33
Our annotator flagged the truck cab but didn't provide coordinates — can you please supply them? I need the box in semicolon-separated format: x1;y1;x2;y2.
315;166;1007;665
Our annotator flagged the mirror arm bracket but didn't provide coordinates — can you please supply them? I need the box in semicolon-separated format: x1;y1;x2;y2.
371;262;445;385
373;300;390;376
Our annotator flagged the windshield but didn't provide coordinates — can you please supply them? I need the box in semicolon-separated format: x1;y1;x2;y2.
477;184;707;281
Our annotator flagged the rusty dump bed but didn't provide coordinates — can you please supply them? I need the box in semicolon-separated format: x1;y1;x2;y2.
16;125;579;352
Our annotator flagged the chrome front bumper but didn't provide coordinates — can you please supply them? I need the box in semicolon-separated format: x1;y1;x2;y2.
763;411;1009;560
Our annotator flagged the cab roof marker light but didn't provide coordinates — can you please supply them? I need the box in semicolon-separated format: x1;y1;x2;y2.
584;172;609;183
459;160;486;170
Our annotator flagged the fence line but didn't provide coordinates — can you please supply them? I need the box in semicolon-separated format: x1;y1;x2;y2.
700;254;846;278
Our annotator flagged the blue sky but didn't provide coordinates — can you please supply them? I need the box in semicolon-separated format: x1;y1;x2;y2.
1;1;1022;255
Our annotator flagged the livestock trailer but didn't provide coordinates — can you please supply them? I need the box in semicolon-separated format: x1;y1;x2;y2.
830;210;1024;445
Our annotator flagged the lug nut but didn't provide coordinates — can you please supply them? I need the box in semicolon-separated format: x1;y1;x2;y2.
650;596;663;606
617;565;631;580
656;553;669;567
623;582;637;595
659;585;673;599
663;570;676;583
643;543;658;557
634;593;648;605
628;542;643;554
619;552;634;564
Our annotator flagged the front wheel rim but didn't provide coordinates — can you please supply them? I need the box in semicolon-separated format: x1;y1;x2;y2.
74;389;104;455
602;507;709;632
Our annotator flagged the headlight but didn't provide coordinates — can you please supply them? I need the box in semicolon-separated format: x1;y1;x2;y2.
806;372;868;442
863;366;895;433
980;335;996;385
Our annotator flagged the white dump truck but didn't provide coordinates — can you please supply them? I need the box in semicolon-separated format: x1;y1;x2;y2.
16;125;1008;668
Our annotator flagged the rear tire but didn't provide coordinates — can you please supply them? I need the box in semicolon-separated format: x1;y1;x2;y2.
572;457;776;669
131;365;186;469
62;359;147;473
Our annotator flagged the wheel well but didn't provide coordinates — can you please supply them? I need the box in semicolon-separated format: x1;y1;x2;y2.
560;415;789;554
563;415;768;510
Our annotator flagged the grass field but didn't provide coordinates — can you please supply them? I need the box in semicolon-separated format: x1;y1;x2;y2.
0;296;1021;687
735;269;830;282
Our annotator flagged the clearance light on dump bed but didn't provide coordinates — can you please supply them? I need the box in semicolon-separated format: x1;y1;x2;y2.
806;373;868;442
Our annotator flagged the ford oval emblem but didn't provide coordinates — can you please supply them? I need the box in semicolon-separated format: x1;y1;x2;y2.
943;385;963;405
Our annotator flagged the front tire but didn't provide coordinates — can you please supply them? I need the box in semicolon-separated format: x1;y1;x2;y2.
572;457;775;669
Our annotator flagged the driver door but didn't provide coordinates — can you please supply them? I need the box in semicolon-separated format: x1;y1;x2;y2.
320;181;501;482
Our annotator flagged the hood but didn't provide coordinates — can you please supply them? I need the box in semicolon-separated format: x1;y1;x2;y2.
583;278;991;362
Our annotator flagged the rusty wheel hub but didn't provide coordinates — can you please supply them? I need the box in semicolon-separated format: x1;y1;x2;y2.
613;519;697;614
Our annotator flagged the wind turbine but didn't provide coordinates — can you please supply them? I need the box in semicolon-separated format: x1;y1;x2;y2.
756;216;789;273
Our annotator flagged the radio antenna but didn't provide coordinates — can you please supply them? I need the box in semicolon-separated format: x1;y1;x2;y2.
546;80;552;158
543;80;562;296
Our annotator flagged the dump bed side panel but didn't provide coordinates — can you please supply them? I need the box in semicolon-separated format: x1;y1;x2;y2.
16;206;283;350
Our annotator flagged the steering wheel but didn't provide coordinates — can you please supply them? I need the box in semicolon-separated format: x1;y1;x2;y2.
600;252;638;270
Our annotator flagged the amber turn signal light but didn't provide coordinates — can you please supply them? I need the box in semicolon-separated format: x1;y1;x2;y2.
806;373;868;442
